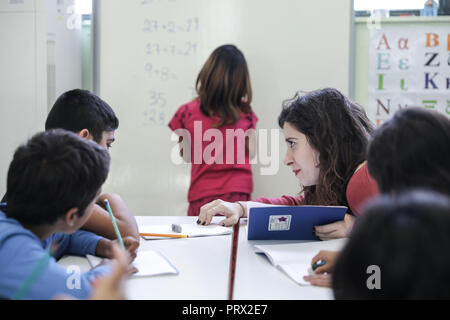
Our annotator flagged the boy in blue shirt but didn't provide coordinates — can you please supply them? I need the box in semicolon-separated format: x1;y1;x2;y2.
0;130;136;300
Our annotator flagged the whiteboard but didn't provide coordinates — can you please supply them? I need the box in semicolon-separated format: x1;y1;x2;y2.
96;0;353;216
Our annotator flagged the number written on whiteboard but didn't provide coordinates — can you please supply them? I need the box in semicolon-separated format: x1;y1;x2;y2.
143;109;166;126
145;64;177;81
148;90;167;108
143;18;199;33
146;42;197;56
143;90;166;126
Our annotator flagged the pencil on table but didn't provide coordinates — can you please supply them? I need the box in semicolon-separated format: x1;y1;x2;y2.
139;233;188;238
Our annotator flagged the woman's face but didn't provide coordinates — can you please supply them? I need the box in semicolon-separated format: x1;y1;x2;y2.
283;122;321;186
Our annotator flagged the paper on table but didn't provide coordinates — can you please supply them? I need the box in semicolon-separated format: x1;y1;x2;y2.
87;250;178;278
277;262;315;285
254;238;347;286
139;223;232;240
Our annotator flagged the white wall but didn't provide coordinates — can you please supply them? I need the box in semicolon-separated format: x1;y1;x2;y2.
46;0;82;109
0;0;84;198
0;0;47;198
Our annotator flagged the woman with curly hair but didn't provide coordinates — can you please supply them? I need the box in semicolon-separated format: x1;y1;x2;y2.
197;88;379;240
304;107;450;288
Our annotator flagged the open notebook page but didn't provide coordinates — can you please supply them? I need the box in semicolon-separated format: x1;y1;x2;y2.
87;250;178;278
254;238;347;286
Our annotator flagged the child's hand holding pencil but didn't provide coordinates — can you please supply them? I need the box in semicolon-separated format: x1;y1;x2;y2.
96;237;139;262
112;236;139;261
94;238;139;276
99;199;139;260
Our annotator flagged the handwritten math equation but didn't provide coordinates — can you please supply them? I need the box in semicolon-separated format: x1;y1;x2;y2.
139;0;200;127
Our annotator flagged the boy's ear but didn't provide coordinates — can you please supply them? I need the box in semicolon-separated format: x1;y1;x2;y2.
65;207;81;227
78;129;94;141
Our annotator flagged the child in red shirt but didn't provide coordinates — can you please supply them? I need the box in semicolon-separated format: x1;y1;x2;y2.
169;44;258;216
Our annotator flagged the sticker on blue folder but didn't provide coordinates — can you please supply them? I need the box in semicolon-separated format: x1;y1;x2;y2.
247;206;347;241
268;215;292;231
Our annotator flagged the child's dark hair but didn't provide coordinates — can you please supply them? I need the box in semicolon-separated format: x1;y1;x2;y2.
368;107;450;195
196;44;252;128
332;190;450;299
45;89;119;143
278;88;375;209
5;129;110;226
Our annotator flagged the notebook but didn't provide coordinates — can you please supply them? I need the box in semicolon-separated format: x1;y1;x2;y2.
247;205;347;240
140;223;232;240
254;238;347;285
86;250;178;278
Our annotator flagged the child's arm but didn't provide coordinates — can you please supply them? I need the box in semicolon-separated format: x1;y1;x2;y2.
1;234;111;300
89;243;129;300
245;129;257;160
54;244;131;300
179;136;191;163
245;111;258;160
81;193;140;242
22;255;111;300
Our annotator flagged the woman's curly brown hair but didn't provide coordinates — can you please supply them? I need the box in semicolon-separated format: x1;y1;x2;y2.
278;88;375;211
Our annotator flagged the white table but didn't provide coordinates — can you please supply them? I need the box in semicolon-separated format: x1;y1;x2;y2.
59;216;334;300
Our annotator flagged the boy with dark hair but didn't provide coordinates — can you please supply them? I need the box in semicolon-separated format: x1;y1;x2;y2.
0;130;136;300
2;89;139;242
45;89;119;146
332;190;450;299
367;107;450;196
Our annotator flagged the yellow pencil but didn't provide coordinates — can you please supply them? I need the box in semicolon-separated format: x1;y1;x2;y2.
139;233;188;238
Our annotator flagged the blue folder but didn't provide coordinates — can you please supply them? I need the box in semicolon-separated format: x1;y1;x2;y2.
247;206;347;241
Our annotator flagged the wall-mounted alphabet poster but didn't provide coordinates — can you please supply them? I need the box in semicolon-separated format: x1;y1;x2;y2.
368;27;450;126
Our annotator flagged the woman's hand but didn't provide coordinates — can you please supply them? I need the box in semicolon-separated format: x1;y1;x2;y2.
197;199;246;227
303;250;339;288
303;274;332;288
314;213;355;240
311;250;339;274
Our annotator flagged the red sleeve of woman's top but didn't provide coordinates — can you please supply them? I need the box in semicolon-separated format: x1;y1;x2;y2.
253;195;305;206
346;163;379;216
